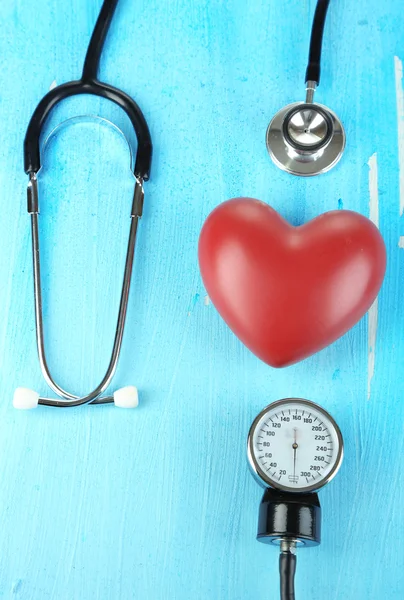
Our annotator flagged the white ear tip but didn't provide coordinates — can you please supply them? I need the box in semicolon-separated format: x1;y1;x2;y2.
113;386;139;408
13;388;39;409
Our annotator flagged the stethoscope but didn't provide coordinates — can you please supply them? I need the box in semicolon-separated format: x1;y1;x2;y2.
13;0;152;409
247;398;343;599
266;0;345;177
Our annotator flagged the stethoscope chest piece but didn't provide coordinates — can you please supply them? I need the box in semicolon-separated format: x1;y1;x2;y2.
266;101;345;177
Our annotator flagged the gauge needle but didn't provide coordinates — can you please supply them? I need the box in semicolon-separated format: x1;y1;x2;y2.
292;428;298;480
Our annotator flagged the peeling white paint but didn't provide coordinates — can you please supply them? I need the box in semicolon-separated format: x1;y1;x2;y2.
204;295;210;306
49;79;57;90
367;153;379;399
367;298;378;400
399;236;404;248
368;153;379;227
394;56;404;216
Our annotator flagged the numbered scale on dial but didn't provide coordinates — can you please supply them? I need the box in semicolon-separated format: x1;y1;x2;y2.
247;398;343;493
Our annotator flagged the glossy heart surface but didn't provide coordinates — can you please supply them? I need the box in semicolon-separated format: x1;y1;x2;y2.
198;198;386;367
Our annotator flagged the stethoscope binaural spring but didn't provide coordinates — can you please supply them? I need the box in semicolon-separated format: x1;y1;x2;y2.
266;0;345;176
13;0;152;410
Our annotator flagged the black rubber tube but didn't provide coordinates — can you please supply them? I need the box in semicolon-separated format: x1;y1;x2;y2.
279;553;296;600
24;0;153;180
305;0;331;85
24;79;152;179
82;0;119;81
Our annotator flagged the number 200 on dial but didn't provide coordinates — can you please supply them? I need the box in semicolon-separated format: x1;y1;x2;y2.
247;398;343;493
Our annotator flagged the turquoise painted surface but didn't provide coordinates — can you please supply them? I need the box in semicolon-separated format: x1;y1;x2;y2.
0;0;403;598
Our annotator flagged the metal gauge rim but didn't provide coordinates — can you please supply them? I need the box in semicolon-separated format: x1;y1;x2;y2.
247;398;344;494
266;102;345;177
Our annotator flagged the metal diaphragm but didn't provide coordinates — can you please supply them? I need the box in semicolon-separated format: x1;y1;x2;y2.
266;102;345;176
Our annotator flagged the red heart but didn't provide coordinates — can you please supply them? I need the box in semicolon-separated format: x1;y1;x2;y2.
198;198;386;367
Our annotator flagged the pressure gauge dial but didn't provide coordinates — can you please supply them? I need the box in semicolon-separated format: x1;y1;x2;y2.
247;398;343;493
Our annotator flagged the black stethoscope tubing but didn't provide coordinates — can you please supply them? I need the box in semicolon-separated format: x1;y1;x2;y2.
306;0;331;86
24;0;152;181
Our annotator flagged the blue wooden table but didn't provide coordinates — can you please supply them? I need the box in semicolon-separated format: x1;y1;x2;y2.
0;1;403;598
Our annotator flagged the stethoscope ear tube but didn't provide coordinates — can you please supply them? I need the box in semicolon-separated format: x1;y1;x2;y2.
19;0;153;408
23;175;144;408
24;79;153;181
24;0;152;181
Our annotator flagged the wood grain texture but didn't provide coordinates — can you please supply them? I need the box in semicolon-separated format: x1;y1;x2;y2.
0;0;403;598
